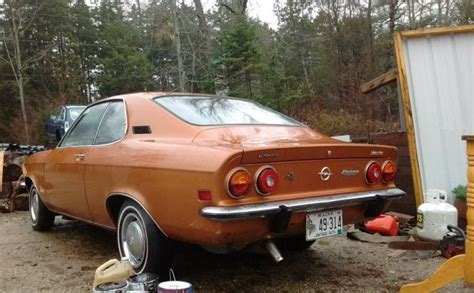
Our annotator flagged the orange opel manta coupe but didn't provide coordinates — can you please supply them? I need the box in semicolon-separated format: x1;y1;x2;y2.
23;92;404;274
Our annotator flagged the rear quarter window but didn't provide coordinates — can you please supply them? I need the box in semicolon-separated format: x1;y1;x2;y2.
94;101;126;145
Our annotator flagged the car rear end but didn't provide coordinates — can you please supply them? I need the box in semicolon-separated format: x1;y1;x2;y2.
149;94;404;248
199;143;405;247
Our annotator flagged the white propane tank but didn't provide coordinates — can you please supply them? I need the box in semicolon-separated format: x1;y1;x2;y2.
416;189;458;241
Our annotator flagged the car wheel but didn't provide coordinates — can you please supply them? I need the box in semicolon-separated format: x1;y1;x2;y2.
29;186;55;231
117;200;172;276
276;235;315;251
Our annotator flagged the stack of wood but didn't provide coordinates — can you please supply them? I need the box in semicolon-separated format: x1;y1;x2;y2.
1;144;43;212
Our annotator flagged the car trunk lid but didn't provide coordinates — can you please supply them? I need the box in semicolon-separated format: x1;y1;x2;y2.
192;125;397;163
241;143;395;164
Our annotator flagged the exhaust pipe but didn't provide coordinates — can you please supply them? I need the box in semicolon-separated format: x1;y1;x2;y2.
265;240;283;263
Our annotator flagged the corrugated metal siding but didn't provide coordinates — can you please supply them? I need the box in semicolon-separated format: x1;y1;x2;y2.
402;32;474;202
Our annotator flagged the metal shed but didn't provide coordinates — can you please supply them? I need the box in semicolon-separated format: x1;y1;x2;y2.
394;25;474;206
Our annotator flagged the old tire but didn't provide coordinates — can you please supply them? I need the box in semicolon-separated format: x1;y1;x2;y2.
117;200;172;276
276;235;315;251
29;186;55;231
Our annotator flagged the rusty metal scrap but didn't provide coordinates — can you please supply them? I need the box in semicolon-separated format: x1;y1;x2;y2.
1;143;44;213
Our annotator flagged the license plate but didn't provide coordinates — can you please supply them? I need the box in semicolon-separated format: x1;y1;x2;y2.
306;209;343;240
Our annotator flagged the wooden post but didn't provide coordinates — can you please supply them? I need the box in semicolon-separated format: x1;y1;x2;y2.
465;135;474;283
394;32;424;207
400;135;474;291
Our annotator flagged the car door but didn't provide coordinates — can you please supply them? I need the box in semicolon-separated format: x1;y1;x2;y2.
57;107;67;138
47;107;62;140
44;102;109;221
83;100;127;226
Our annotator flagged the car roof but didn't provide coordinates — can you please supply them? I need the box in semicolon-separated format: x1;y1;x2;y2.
64;105;86;108
100;92;224;102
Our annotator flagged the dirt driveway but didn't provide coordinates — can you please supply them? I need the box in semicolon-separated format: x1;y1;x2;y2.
0;211;472;292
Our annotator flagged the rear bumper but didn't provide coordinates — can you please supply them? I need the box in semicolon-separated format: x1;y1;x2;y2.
201;188;405;221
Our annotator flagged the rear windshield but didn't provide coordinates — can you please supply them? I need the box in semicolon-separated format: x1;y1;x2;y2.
153;96;302;126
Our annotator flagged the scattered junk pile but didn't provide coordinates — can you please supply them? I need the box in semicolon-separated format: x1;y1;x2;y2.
93;244;192;293
0;143;44;213
350;189;465;259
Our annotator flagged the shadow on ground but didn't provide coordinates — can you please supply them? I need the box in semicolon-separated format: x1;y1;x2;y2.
0;211;470;292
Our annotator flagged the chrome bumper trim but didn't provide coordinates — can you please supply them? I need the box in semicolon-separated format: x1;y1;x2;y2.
200;188;405;221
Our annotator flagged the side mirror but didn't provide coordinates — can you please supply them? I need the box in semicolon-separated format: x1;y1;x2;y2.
50;115;57;120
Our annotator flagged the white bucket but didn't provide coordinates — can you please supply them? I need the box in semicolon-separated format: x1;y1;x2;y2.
157;281;193;293
157;269;192;293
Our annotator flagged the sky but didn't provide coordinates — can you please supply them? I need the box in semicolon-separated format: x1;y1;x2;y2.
190;0;279;29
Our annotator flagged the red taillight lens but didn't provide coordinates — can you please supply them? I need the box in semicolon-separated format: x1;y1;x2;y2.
197;190;212;201
382;161;397;183
256;167;279;195
227;169;252;198
365;162;382;184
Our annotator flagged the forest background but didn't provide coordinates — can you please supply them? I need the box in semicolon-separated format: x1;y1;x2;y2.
0;0;472;144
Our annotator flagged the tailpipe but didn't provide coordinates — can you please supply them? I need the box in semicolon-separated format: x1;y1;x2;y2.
265;240;283;263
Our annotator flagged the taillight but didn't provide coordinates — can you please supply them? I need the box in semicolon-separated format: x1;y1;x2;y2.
382;161;397;183
227;168;252;198
255;166;279;195
365;161;382;185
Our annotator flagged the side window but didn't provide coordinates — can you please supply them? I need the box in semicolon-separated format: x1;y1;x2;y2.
61;103;109;147
59;108;66;121
95;101;126;145
54;108;62;119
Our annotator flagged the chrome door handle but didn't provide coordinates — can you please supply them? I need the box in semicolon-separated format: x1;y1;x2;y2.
74;154;85;161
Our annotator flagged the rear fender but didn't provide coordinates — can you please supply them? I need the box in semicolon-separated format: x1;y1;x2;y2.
105;192;168;237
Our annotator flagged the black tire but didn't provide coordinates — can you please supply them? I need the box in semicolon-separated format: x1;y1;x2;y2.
276;235;315;251
117;200;172;277
29;186;55;231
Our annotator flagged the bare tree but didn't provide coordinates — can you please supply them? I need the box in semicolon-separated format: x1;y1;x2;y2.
388;0;400;34
220;0;248;15
194;0;207;33
171;0;185;92
1;0;41;144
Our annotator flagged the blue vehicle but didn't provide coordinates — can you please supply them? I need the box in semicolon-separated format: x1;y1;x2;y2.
46;105;86;142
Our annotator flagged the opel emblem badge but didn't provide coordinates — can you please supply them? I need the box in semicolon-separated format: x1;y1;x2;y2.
318;166;332;181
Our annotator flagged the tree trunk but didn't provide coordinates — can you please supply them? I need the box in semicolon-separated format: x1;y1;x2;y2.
171;0;185;92
367;0;373;61
9;3;30;143
389;0;397;35
194;0;210;52
245;71;252;98
231;0;248;14
437;0;443;26
18;73;29;144
194;0;207;33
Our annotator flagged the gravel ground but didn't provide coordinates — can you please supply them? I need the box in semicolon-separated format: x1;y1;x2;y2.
0;211;473;292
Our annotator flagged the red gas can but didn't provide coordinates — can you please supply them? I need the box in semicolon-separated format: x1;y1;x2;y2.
365;214;399;236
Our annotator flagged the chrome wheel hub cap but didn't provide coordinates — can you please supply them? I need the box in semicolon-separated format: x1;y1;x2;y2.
122;215;146;268
30;190;39;222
